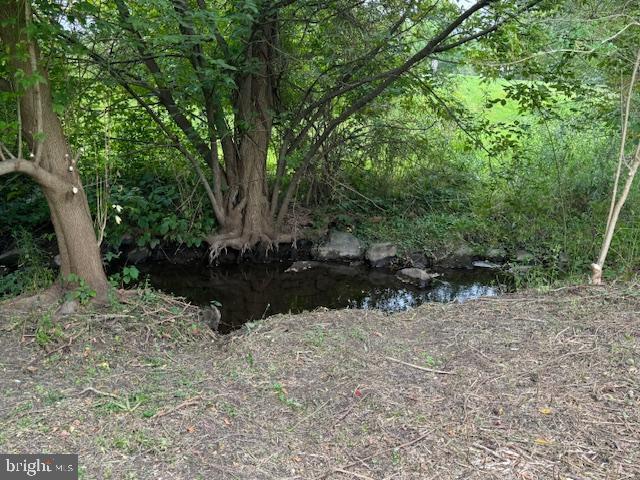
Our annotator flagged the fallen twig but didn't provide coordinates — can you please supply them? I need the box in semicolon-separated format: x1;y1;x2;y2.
152;395;202;419
333;393;369;428
76;387;119;398
333;468;375;480
321;429;435;479
45;328;87;357
385;356;454;375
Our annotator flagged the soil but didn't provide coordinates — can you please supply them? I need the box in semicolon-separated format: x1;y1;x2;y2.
0;285;639;479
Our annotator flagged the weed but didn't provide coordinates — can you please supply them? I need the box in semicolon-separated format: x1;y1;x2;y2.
99;392;149;414
421;353;440;368
43;389;65;406
35;313;63;347
12;401;33;414
109;265;140;288
349;328;366;342
272;382;303;409
64;273;96;304
305;326;326;348
391;448;401;466
245;352;255;368
219;402;238;418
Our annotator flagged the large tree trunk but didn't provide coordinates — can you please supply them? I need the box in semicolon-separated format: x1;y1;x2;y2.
207;17;280;255
0;1;109;301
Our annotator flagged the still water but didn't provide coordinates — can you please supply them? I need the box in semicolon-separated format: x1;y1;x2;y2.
140;262;507;333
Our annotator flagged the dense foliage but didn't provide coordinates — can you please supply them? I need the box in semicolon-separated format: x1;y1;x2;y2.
1;0;640;294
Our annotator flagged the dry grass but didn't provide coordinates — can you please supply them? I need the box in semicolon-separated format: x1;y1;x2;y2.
1;285;639;479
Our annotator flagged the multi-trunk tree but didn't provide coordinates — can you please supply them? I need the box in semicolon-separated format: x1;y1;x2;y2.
53;0;544;256
0;0;108;301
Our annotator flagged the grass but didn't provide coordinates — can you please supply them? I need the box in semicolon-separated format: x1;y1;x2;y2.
323;73;638;284
454;75;524;123
1;285;640;478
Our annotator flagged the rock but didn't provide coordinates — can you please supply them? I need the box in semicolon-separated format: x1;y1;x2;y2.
396;268;440;288
127;247;150;264
56;300;78;316
515;250;535;263
472;260;501;270
365;243;398;268
436;245;474;269
313;231;364;262
485;247;507;262
0;248;20;268
285;261;321;273
407;251;429;269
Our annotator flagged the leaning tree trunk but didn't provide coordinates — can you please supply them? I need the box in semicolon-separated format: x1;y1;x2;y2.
0;1;109;301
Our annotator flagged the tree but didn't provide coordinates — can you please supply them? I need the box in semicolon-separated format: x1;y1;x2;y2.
468;0;640;281
56;0;544;255
0;0;108;301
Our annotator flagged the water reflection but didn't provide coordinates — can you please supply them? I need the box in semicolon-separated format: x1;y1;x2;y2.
140;262;506;333
352;281;498;312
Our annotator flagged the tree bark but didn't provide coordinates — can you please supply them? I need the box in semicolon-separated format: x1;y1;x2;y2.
0;0;109;301
207;16;279;255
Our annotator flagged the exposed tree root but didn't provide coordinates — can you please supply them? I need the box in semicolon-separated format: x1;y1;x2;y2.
205;229;296;263
0;284;62;317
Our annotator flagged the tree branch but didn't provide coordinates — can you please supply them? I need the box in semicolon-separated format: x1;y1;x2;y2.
0;157;69;191
432;0;544;54
277;0;508;222
113;0;214;165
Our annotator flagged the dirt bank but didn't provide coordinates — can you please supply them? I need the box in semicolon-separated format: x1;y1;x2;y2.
1;285;639;479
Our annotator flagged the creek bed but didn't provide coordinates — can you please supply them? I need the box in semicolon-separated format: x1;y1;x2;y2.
139;262;509;333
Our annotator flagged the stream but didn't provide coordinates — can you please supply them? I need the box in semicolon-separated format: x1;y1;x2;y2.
139;262;508;333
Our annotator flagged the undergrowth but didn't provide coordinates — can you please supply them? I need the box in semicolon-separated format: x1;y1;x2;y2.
0;229;54;300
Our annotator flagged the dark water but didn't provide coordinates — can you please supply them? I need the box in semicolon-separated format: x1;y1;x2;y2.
140;262;508;333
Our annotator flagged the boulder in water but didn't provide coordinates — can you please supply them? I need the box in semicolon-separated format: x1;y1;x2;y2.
436;245;474;269
365;243;398;268
285;261;321;273
396;268;440;288
472;260;501;270
313;231;364;261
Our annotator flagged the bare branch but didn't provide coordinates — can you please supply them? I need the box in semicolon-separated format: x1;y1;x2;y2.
277;0;530;222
